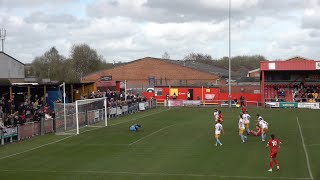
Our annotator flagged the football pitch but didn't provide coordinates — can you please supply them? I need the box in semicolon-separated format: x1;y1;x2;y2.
0;107;319;180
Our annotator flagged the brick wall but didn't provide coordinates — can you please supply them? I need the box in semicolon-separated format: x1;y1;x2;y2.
248;71;260;78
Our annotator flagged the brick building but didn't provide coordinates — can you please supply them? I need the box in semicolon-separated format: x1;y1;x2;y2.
247;68;260;78
82;57;220;90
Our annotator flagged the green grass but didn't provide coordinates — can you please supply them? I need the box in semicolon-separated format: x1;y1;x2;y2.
0;107;319;180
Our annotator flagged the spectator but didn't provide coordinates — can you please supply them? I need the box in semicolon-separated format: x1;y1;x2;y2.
173;92;177;100
0;106;4;120
234;97;238;105
0;118;5;128
240;96;245;107
13;115;23;126
187;91;191;100
4;115;13;127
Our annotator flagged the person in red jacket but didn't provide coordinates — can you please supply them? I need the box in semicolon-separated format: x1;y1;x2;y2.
217;110;223;123
266;134;282;172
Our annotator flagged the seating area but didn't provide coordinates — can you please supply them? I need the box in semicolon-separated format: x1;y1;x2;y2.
264;84;288;102
264;82;320;102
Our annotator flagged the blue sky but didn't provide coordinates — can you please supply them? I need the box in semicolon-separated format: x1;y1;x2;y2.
0;0;320;63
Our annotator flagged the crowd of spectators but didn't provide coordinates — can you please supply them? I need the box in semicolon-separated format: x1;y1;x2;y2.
273;85;286;102
0;95;52;129
80;90;147;108
271;82;320;102
0;89;148;129
292;83;319;102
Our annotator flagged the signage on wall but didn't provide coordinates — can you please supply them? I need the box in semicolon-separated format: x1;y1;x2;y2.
100;76;112;81
268;63;275;70
316;62;320;70
205;94;215;100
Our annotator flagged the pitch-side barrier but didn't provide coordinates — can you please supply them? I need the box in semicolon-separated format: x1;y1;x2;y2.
0;99;157;146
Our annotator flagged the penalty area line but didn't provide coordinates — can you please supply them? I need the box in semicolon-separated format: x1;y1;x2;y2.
0;169;313;179
0;136;72;161
109;108;171;127
0;108;170;161
296;117;314;180
0;126;103;161
129;124;174;146
305;144;320;147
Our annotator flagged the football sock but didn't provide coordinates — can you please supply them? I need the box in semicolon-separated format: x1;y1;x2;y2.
269;161;273;169
240;135;244;142
261;134;264;141
273;159;279;167
216;139;222;145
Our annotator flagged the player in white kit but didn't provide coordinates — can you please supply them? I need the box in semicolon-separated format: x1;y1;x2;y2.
214;120;224;146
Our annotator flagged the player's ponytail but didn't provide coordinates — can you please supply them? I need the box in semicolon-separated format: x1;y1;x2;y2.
271;134;275;140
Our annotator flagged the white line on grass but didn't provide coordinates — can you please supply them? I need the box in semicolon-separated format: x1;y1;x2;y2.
0;169;313;179
56;143;129;147
0;126;103;161
110;108;170;127
305;144;320;147
129;124;174;146
0;136;72;160
296;117;314;180
0;108;170;160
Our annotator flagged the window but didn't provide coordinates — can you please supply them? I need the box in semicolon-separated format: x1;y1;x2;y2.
155;88;162;96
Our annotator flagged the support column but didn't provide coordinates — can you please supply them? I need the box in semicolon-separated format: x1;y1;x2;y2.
261;71;265;107
71;84;74;102
27;85;31;97
201;86;204;105
44;85;46;103
9;86;13;100
82;84;85;96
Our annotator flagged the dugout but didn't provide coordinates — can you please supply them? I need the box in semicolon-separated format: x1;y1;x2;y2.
261;57;320;106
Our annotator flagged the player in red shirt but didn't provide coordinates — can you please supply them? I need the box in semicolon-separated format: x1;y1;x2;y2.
218;110;224;123
241;106;247;113
266;134;282;172
249;125;261;136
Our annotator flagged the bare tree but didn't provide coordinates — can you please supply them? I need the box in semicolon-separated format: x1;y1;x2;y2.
30;47;65;81
183;52;212;61
162;52;170;59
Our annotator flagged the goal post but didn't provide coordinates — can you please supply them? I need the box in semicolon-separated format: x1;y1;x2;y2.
54;97;108;135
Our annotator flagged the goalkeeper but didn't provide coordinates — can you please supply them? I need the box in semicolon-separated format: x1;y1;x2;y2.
129;124;141;132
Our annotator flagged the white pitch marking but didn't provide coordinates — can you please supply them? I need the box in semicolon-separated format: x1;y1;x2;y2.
129;124;174;146
296;117;314;180
0;136;72;160
0;169;313;179
0;126;103;161
109;108;170;127
305;144;320;147
56;143;129;147
0;108;170;160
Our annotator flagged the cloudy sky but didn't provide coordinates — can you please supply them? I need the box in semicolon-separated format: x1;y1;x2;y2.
1;0;320;63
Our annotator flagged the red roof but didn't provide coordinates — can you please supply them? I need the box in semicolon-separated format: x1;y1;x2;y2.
260;57;320;71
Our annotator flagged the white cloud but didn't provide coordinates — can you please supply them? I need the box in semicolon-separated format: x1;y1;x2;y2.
0;0;320;63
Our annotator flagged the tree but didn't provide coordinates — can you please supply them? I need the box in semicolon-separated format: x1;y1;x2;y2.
182;52;266;75
70;44;104;82
30;47;66;81
212;55;266;75
183;53;213;62
162;52;170;59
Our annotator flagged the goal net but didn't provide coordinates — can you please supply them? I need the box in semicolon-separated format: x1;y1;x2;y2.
54;97;107;135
